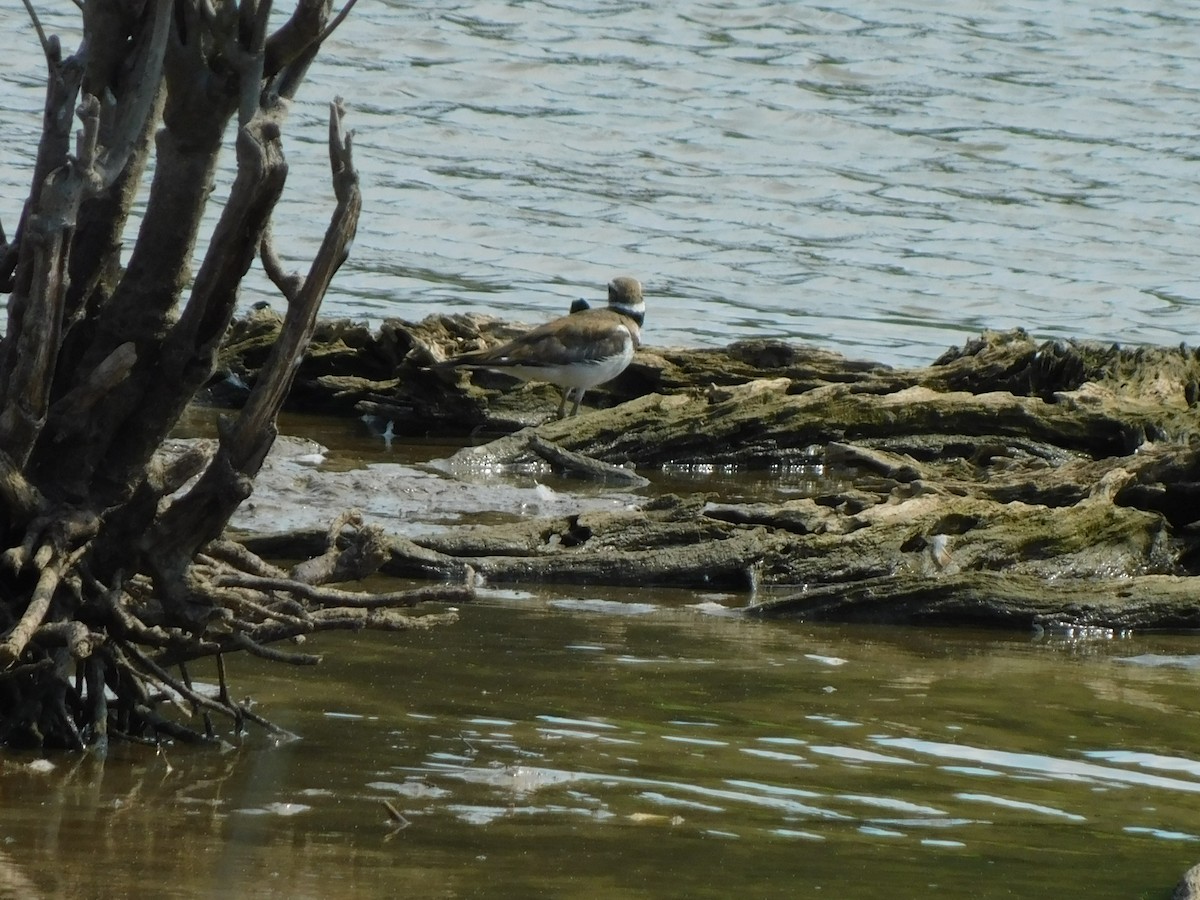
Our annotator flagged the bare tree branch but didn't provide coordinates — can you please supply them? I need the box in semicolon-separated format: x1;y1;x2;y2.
0;450;44;525
0;96;103;465
259;220;303;300
0;1;464;751
45;342;137;435
0;39;83;399
264;0;333;80
147;99;360;578
92;0;173;190
20;0;52;59
0;551;63;666
214;572;475;610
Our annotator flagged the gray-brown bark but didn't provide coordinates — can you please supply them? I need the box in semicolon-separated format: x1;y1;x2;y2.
0;1;464;752
219;318;1200;632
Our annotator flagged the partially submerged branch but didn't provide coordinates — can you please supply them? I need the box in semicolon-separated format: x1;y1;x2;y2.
0;3;458;752
149;99;360;573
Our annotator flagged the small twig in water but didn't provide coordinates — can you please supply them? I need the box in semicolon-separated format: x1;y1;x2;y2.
382;798;411;839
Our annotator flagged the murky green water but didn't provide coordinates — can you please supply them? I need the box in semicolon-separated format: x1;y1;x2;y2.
3;591;1199;898
3;1;1200;895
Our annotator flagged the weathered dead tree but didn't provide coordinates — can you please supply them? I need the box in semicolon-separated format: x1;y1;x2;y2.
0;1;469;752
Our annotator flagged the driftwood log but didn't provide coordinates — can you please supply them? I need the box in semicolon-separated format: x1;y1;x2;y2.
218;314;1200;632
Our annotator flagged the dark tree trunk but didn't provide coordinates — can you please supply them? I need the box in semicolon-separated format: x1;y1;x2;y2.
0;0;468;752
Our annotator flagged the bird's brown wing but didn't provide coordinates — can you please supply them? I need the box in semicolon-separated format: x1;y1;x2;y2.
447;309;631;369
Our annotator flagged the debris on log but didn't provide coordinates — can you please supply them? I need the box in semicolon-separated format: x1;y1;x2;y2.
213;317;1200;633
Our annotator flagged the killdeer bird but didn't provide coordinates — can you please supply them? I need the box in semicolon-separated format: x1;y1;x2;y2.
438;276;644;418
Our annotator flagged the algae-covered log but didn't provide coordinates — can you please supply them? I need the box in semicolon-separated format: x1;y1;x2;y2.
216;318;1200;447
746;572;1200;631
235;438;1199;630
215;311;1200;632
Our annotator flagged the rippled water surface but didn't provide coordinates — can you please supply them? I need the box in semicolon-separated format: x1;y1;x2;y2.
3;4;1200;897
4;597;1200;898
3;1;1200;363
1;419;1198;897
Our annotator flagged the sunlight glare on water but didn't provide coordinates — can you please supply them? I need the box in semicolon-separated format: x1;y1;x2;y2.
2;1;1200;363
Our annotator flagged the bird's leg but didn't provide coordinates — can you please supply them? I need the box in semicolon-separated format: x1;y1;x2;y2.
570;389;586;418
557;389;571;420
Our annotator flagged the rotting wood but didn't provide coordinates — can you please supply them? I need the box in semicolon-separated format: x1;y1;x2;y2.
213;321;1200;632
745;572;1200;632
214;317;1200;447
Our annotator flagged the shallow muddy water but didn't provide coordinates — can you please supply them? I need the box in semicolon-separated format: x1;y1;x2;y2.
3;596;1200;899
4;415;1200;899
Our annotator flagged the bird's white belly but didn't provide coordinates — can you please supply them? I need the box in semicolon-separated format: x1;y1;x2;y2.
506;341;635;390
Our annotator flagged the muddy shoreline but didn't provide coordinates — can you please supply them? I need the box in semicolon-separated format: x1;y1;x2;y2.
215;308;1200;632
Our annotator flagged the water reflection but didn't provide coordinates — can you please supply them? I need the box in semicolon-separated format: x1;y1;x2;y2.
3;594;1200;896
